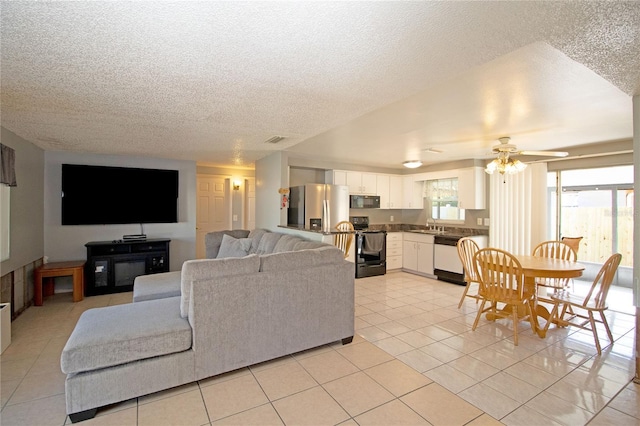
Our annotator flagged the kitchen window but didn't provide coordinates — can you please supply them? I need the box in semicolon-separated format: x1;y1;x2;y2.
425;178;465;221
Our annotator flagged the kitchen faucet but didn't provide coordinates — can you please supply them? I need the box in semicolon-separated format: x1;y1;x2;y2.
427;217;445;233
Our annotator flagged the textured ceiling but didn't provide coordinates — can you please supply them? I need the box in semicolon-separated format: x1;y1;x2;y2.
1;1;639;170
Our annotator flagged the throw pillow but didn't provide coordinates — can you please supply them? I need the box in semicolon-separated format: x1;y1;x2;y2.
247;228;269;254
217;234;252;258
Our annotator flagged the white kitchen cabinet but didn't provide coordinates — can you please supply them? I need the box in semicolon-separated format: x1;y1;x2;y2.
457;167;486;210
389;175;403;208
402;232;434;275
377;175;390;208
386;232;403;270
330;170;348;186
402;176;424;209
346;171;377;194
403;240;418;271
377;174;403;209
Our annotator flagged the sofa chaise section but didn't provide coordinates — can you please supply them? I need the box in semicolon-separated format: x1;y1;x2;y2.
61;297;195;421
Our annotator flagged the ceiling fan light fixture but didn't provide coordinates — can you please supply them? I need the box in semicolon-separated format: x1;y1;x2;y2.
403;160;422;169
485;154;527;175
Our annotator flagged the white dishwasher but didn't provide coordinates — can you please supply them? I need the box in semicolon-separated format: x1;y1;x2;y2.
433;235;488;285
433;236;465;285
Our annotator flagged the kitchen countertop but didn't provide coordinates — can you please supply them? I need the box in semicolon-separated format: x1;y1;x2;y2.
279;224;487;238
278;225;355;235
366;223;488;238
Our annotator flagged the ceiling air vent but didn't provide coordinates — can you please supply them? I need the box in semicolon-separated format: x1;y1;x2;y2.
264;135;286;144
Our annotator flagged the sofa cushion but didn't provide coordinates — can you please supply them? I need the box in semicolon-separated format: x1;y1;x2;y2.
61;297;191;375
180;254;260;318
272;235;305;253
133;271;182;302
255;232;284;255
205;230;250;258
217;234;252;258
247;228;269;254
259;246;345;272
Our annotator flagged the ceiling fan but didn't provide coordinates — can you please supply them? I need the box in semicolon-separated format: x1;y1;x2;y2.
491;136;568;158
486;137;569;177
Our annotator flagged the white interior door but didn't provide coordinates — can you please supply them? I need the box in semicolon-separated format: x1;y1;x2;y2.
196;175;231;258
245;178;256;230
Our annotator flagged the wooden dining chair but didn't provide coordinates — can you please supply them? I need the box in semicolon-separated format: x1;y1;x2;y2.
532;240;577;299
456;237;481;309
333;221;354;259
561;236;583;255
548;253;622;354
472;247;537;346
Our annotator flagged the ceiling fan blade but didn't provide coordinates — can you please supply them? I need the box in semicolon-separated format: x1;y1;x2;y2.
519;150;568;157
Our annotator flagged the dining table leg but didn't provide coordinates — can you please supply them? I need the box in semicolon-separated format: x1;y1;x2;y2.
524;276;550;338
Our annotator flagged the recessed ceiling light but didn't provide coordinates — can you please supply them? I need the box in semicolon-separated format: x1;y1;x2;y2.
403;160;422;168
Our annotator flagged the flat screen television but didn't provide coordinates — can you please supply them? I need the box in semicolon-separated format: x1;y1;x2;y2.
62;164;179;225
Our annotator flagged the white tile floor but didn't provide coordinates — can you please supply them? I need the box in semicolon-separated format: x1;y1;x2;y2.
0;271;638;425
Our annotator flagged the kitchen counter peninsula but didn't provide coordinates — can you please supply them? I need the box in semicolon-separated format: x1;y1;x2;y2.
278;223;487;238
277;225;355;235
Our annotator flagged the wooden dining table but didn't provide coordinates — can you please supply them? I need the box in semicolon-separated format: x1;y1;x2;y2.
515;255;586;337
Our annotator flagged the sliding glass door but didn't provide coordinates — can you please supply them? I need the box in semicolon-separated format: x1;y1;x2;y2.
547;165;634;269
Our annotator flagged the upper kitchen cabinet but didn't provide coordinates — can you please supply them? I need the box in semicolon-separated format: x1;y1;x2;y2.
327;170;347;186
377;175;403;209
346;171;377;194
457;167;486;210
403;176;424;209
326;170;376;194
389;175;403;208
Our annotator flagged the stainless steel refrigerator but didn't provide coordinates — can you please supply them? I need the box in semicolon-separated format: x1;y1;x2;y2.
287;184;349;231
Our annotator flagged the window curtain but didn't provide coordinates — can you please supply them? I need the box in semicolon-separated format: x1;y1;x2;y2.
489;162;547;255
0;143;17;187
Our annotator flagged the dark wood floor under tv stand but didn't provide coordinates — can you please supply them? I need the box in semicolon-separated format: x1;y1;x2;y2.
85;239;170;296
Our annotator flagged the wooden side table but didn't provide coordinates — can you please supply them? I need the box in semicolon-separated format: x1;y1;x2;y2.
34;261;85;305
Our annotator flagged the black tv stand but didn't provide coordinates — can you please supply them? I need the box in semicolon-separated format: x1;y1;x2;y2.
85;239;170;296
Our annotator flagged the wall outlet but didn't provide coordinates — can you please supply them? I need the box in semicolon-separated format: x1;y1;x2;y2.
390;215;394;222
233;214;238;221
476;218;482;226
484;218;490;226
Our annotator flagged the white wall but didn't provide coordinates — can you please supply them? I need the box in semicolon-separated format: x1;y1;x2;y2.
0;128;44;274
255;152;288;230
44;152;196;271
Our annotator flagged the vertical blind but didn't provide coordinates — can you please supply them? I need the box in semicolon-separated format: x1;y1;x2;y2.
489;162;547;255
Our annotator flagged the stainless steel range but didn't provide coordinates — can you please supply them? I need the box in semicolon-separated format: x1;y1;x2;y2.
350;216;387;279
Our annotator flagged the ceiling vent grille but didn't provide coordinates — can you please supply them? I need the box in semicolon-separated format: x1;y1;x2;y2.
264;135;286;144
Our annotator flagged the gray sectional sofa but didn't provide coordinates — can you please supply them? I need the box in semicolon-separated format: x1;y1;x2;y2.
61;229;354;422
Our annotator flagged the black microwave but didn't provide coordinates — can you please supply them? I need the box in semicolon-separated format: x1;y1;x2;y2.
350;195;381;209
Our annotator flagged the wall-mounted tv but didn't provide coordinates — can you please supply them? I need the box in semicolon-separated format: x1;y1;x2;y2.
62;164;179;225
